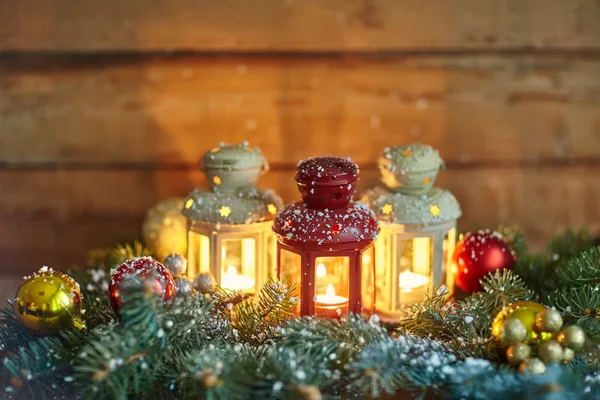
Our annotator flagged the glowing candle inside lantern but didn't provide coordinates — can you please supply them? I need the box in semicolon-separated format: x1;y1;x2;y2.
221;265;255;291
314;284;349;318
398;270;429;292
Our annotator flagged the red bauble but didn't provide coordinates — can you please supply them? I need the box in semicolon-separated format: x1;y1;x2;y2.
109;257;176;314
453;231;516;293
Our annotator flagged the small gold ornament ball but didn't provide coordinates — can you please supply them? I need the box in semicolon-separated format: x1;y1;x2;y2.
194;272;217;294
557;325;586;351
501;319;527;345
538;341;563;364
506;343;532;366
562;348;575;364
14;267;85;336
142;198;188;259
492;301;552;343
174;277;194;298
519;358;547;375
535;309;563;334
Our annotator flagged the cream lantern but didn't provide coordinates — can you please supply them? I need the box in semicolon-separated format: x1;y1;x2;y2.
183;143;283;294
361;144;462;321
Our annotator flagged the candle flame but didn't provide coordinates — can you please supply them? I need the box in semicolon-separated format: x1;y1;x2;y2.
326;284;335;297
316;263;327;278
226;265;238;276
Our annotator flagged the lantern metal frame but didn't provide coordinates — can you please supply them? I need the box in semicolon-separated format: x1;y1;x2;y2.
187;220;276;292
373;219;457;318
276;239;374;316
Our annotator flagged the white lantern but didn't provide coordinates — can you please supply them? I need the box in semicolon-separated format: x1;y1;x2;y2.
361;144;461;321
183;143;283;294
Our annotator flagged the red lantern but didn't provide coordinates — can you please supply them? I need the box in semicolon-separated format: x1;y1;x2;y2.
273;157;379;318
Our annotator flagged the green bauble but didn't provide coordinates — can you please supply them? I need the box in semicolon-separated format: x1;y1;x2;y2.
538;341;563;364
501;319;527;345
492;301;553;343
519;358;546;375
557;326;586;351
506;343;532;366
562;348;575;364
535;309;563;334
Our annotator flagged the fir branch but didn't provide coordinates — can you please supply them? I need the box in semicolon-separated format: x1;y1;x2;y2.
73;330;160;399
546;283;600;337
1;336;74;400
348;335;457;398
227;280;297;345
552;246;600;288
0;307;38;355
479;269;536;315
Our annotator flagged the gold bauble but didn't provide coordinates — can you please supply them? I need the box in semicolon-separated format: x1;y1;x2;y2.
519;358;547;375
535;309;563;334
194;272;217;294
557;325;586;351
501;319;527;345
14;267;85;336
492;301;553;343
142;198;188;259
506;343;532;366
538;341;563;364
562;348;575;364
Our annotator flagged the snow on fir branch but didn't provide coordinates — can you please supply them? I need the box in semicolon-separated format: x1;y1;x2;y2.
2;228;600;399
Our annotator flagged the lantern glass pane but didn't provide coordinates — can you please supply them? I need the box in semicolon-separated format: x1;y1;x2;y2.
443;227;457;293
220;238;256;293
314;256;350;318
187;231;210;277
280;249;301;316
397;237;432;307
374;231;394;315
361;246;375;315
199;234;210;273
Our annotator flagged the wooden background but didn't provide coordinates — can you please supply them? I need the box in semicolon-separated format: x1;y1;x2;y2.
1;0;600;276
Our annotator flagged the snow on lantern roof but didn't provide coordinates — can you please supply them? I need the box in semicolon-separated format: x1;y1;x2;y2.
273;156;378;245
362;143;461;225
183;143;282;224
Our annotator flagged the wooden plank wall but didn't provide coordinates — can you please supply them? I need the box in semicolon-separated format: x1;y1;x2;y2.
1;0;600;273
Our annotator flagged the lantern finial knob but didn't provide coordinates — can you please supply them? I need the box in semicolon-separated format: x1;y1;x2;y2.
201;143;268;192
377;144;444;195
295;157;359;210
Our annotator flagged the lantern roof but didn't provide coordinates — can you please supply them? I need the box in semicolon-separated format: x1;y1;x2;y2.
296;157;359;186
203;142;266;171
274;156;378;245
183;186;283;225
361;185;462;225
273;201;378;245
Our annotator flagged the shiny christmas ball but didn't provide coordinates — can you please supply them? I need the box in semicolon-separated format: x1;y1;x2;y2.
538;341;563;364
519;358;547;375
562;348;575;364
453;231;516;293
163;253;188;278
492;301;552;343
506;343;532;366
174;277;194;298
194;272;217;294
535;309;563;334
142;198;187;259
109;257;176;314
500;318;527;344
14;267;85;336
557;325;586;351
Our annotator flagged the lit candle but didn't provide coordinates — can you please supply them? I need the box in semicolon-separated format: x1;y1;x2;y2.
314;284;349;318
221;265;255;291
398;270;429;292
397;270;430;304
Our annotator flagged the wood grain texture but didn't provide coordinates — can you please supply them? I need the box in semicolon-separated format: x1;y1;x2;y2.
1;167;599;273
2;54;600;166
1;0;600;51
